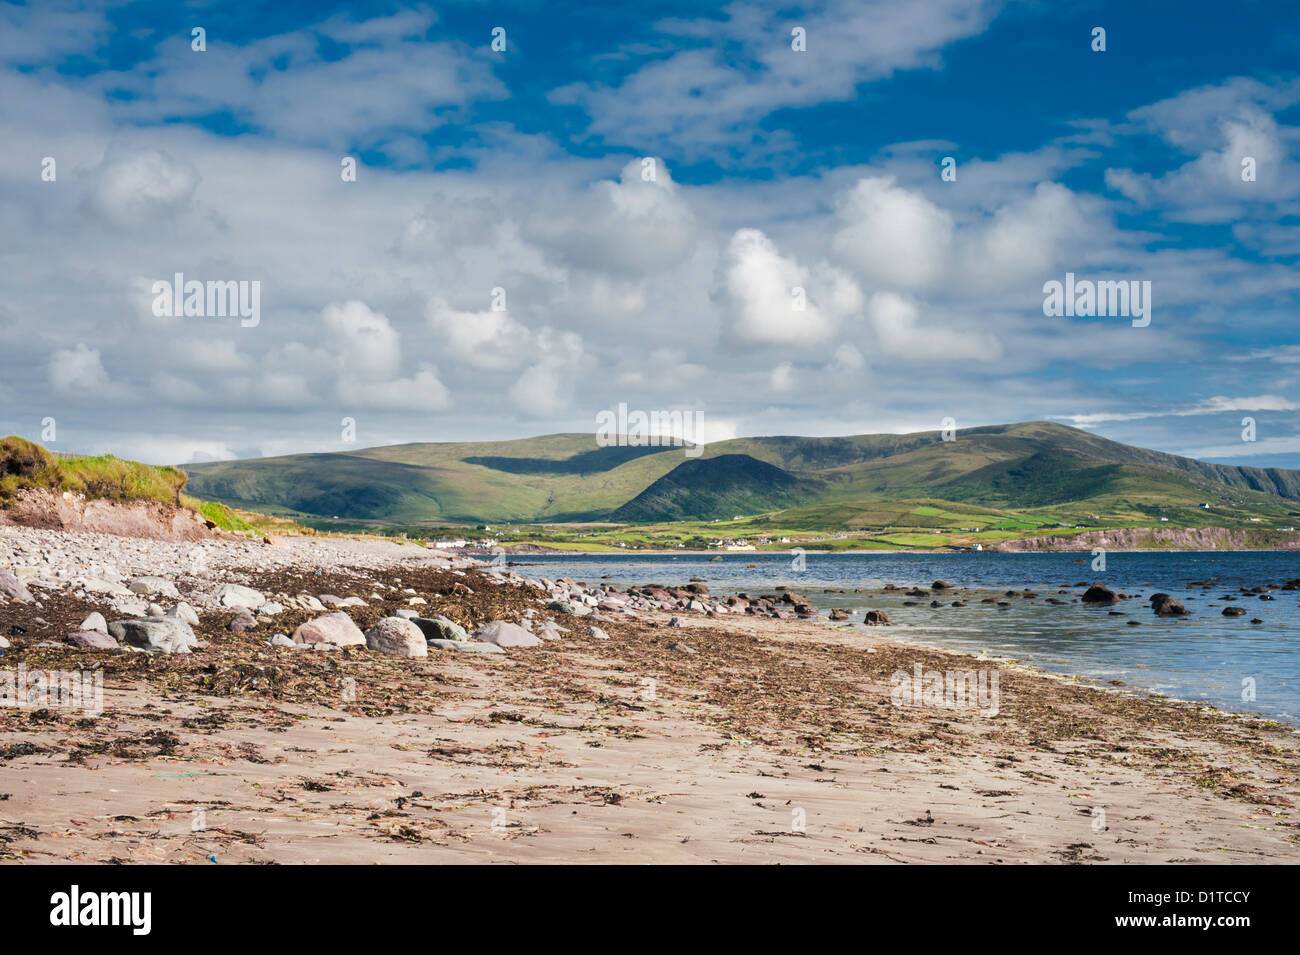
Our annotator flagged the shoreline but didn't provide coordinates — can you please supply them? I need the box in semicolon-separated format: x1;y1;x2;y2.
1;527;1297;863
488;545;1300;556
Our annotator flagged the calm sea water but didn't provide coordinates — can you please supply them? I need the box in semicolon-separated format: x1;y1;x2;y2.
508;551;1300;726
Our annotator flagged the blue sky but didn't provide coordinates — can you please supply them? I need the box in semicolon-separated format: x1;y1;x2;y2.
1;0;1299;467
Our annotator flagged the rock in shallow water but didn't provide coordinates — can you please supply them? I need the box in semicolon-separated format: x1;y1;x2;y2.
1150;593;1189;616
1081;584;1118;605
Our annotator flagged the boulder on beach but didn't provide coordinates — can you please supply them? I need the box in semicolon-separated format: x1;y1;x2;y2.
472;620;542;648
365;617;428;657
0;570;34;601
428;639;505;654
1081;584;1118;605
411;615;469;642
291;612;366;647
215;583;265;609
547;599;592;617
66;630;119;649
108;616;198;654
535;621;565;641
863;610;891;626
228;612;258;632
79;611;108;633
589;626;610;640
168;602;200;626
80;577;130;596
931;580;951;590
128;576;179;598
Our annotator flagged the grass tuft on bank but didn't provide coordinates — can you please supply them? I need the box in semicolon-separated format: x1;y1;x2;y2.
1;436;187;504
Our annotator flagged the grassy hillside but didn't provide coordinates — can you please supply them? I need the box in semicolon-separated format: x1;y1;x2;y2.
0;435;319;539
1;436;187;505
610;454;822;521
181;421;1300;534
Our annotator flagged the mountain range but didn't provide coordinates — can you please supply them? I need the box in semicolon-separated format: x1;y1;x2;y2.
181;421;1300;530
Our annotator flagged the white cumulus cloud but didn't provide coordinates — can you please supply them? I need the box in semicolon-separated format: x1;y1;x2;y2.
718;229;855;346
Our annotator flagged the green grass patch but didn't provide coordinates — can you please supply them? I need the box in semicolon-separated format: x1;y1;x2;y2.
195;500;253;532
1;436;187;505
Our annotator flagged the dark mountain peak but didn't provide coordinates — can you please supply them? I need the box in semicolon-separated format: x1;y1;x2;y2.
610;454;816;522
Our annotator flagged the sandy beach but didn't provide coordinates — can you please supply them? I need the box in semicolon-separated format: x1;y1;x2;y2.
2;538;1297;865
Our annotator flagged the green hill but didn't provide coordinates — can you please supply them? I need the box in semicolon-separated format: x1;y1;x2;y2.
181;421;1300;530
610;454;821;521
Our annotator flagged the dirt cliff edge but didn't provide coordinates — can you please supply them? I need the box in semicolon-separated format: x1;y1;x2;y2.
0;488;232;541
